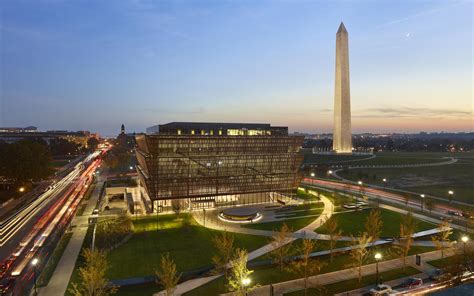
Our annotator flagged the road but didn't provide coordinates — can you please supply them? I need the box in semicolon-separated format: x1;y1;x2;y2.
0;150;104;295
301;178;472;232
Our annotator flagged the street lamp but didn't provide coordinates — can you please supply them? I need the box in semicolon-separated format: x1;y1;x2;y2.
358;181;363;185
382;178;387;188
19;187;25;193
374;253;382;285
129;166;133;170
448;190;454;202
32;258;39;295
328;170;333;175
242;277;251;294
462;235;469;264
420;194;425;212
310;172;315;177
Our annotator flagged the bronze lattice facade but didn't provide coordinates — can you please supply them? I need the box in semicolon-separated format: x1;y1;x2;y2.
136;123;304;210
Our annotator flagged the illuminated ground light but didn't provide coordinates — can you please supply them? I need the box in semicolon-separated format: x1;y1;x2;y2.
218;207;263;224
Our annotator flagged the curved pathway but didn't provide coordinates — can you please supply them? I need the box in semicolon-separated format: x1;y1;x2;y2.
156;196;333;295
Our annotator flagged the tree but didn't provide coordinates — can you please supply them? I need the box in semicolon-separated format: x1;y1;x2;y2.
87;137;100;150
348;232;372;283
227;249;256;296
431;221;453;258
325;217;342;262
171;200;183;218
69;249;116;296
396;212;416;270
425;199;435;213
269;223;293;271
287;239;326;296
212;231;234;276
155;253;181;296
365;209;383;243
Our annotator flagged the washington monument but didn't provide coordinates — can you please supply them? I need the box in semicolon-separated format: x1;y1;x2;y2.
333;22;352;153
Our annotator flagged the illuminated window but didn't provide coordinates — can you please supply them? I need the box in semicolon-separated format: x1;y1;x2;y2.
177;129;182;135
210;130;214;135
218;129;223;135
227;129;245;136
191;130;195;135
201;130;205;135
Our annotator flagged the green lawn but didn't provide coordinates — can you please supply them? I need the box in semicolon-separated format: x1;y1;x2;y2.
339;162;474;204
316;208;435;237
115;284;160;296
38;232;73;287
427;255;460;268
105;214;268;279
184;245;434;296
241;215;320;232
285;266;421;295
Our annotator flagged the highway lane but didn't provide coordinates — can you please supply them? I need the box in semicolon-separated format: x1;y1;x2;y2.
0;153;102;295
0;151;100;261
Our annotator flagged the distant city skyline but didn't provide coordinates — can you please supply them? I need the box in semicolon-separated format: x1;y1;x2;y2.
1;0;472;136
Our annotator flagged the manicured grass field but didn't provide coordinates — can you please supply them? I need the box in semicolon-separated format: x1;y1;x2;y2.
241;215;320;232
115;284;160;296
427;255;461;268
184;245;434;296
285;266;421;295
339;162;474;204
316;208;435;237
105;214;268;279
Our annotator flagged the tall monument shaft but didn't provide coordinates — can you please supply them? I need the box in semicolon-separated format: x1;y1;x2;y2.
333;22;352;153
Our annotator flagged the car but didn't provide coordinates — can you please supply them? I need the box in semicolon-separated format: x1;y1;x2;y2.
0;277;14;296
369;284;392;295
447;210;463;217
0;258;15;279
401;277;423;289
343;203;359;209
429;269;452;282
440;216;453;223
356;201;369;207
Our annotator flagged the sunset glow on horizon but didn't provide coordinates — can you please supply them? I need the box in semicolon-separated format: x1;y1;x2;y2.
1;0;472;135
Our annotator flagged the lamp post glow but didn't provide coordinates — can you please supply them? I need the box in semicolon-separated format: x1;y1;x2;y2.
358;181;363;185
19;187;25;193
328;170;333;175
310;172;315;177
462;235;469;264
382;178;387;188
242;277;251;286
374;253;382;285
420;194;425;212
448;190;454;203
32;258;39;295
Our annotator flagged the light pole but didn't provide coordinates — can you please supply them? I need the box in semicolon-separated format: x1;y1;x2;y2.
382;178;387;188
310;172;315;177
374;252;382;285
462;235;469;265
242;277;251;295
420;194;425;213
448;190;454;203
32;258;39;295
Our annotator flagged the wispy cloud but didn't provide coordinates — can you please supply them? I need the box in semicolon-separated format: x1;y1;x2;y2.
354;106;472;119
380;1;467;27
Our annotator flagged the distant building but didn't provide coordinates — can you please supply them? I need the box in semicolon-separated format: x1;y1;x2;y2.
136;122;304;212
116;124;135;148
0;127;94;148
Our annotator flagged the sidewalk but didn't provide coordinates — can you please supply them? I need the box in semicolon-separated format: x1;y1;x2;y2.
229;249;451;296
38;176;104;296
156;195;334;295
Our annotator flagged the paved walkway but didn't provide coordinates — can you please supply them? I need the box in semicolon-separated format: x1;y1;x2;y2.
38;176;104;296
230;249;454;296
155;195;334;295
